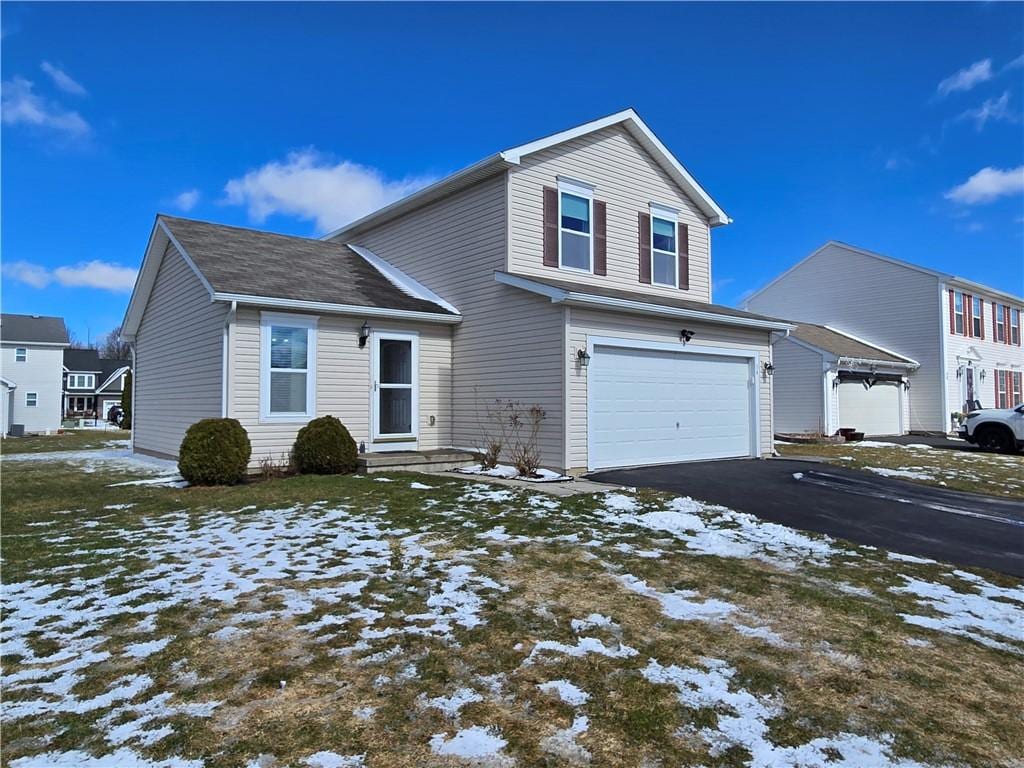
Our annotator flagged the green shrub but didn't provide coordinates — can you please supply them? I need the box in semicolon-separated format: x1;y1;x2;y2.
292;415;357;475
178;418;251;486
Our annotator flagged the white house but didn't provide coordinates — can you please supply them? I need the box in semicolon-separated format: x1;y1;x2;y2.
0;314;70;435
745;242;1023;435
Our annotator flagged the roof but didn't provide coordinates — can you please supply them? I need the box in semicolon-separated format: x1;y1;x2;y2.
324;108;730;241
1;314;69;345
64;347;102;371
745;240;1024;308
789;323;918;366
494;272;794;332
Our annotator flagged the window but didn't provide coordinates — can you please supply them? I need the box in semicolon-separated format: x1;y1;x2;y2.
558;179;593;272
67;374;95;389
1012;308;1021;346
996;370;1009;409
26;392;37;407
650;204;678;287
15;348;27;362
971;296;983;337
952;292;964;334
995;303;1006;342
1013;372;1023;406
260;313;316;421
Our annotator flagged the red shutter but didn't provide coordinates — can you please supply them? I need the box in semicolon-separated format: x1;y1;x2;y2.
1005;305;1012;345
978;299;985;339
677;222;690;291
638;213;651;284
593;200;607;276
542;187;559;268
995;371;1000;408
992;302;998;341
948;290;956;333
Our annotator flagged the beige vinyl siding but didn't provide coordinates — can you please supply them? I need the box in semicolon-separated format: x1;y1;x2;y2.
772;339;826;434
566;308;774;470
746;243;944;432
336;172;566;469
509;124;712;303
230;309;452;466
134;243;225;458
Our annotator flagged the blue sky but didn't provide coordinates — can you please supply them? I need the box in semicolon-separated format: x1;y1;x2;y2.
3;2;1022;343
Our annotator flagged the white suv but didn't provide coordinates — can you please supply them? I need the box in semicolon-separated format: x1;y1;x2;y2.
959;405;1024;453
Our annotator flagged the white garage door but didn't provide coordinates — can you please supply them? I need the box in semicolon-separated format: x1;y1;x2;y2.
837;380;901;436
589;345;754;470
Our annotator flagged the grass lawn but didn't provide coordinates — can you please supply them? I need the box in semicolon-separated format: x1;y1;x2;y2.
1;428;131;455
2;448;1022;768
776;439;1024;499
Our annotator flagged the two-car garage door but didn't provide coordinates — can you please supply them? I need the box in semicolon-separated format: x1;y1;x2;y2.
589;344;755;470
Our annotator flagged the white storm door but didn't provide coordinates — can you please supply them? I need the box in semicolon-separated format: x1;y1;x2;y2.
372;332;419;442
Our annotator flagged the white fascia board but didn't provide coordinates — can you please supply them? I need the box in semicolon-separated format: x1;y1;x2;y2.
96;366;131;393
1;377;17;389
347;244;460;314
822;325;919;366
501;108;730;227
2;341;71;348
835;356;917;371
494;272;794;332
210;292;462;324
945;277;1024;306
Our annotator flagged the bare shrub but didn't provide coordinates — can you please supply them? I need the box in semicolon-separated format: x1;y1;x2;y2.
259;452;293;481
475;391;547;476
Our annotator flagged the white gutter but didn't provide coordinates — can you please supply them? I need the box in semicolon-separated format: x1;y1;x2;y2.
129;345;136;454
210;292;462;325
221;301;236;418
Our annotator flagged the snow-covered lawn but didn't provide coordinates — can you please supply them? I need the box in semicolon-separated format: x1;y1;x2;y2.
2;450;1022;767
777;440;1024;498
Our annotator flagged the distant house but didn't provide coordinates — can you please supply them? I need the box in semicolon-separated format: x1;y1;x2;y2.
63;348;131;422
0;314;70;435
745;242;1023;435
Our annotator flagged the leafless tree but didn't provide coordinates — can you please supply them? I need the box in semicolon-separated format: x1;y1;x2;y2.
98;325;132;360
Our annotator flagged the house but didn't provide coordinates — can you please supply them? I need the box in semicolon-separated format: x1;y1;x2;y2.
744;241;1024;435
0;313;70;435
63;348;131;422
122;109;793;472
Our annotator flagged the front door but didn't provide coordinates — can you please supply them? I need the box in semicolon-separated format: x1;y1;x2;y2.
372;332;418;447
964;366;976;410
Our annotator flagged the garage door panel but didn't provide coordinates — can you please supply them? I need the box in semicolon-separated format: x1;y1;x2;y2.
590;345;754;469
837;381;901;436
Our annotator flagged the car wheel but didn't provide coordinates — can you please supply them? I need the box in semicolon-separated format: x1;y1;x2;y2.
975;426;1014;453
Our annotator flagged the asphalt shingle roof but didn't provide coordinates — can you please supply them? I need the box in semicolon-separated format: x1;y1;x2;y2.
64;348;103;372
790;323;911;364
160;216;455;315
1;314;69;345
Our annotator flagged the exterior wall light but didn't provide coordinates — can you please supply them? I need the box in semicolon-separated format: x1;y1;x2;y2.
680;329;695;343
576;348;591;367
359;321;371;348
763;361;775;376
979;369;986;382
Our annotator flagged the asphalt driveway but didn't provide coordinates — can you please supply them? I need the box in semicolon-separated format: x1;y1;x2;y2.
588;458;1024;577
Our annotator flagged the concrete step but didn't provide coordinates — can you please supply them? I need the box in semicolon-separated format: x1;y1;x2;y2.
357;449;477;474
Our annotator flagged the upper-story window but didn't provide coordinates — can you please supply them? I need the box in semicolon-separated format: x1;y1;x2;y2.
971;296;983;337
67;374;95;389
650;204;679;287
26;392;38;407
1011;308;1021;346
952;292;964;334
260;313;317;421
15;348;27;362
995;303;1006;342
558;179;593;273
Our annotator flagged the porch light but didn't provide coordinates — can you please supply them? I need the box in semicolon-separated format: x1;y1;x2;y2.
763;361;775;376
576;348;591;367
979;369;986;382
680;329;695;343
358;321;371;349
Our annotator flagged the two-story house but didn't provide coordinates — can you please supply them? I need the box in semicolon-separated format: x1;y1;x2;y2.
744;241;1023;436
0;313;70;435
63;348;131;422
122;110;793;472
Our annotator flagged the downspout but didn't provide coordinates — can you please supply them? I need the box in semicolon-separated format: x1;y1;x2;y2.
129;344;136;453
767;329;790;453
221;301;237;418
938;282;950;434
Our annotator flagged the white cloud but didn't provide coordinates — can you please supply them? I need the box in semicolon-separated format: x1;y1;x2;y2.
40;61;86;96
223;149;437;233
945;166;1024;205
2;260;137;292
936;59;993;98
173;188;200;212
1003;53;1024;72
958;91;1018;131
885;152;911;171
1;76;90;139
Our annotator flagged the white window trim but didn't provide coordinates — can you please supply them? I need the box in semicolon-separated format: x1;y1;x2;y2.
953;291;964;334
259;312;318;423
557;177;594;275
67;374;95;389
26;391;38;407
15;348;27;362
649;203;680;288
995;303;1006;342
971;296;982;336
370;330;419;444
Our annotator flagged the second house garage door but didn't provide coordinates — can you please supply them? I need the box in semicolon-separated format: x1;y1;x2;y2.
589;344;755;470
837;378;901;436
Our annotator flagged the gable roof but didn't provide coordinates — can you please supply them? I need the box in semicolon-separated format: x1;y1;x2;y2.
64;348;103;372
1;314;69;345
122;216;461;339
324;108;729;241
745;240;1024;307
789;323;918;366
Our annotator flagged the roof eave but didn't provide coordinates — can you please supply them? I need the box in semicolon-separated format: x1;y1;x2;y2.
210;292;462;325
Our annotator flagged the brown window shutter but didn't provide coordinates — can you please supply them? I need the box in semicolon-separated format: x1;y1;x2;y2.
979;299;985;340
995;371;1000;407
1005;305;1012;345
543;187;559;268
593;200;607;276
638;213;651;284
948;290;956;333
677;222;690;291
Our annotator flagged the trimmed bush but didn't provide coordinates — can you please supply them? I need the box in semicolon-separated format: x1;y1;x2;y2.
292;415;357;475
178;418;251;486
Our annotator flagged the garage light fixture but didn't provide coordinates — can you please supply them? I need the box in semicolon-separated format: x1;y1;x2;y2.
358;321;371;349
763;361;775;376
576;348;591;367
679;329;695;343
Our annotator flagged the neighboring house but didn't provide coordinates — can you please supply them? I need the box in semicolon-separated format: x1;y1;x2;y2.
745;241;1024;435
62;348;131;421
122;109;793;472
0;314;70;435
